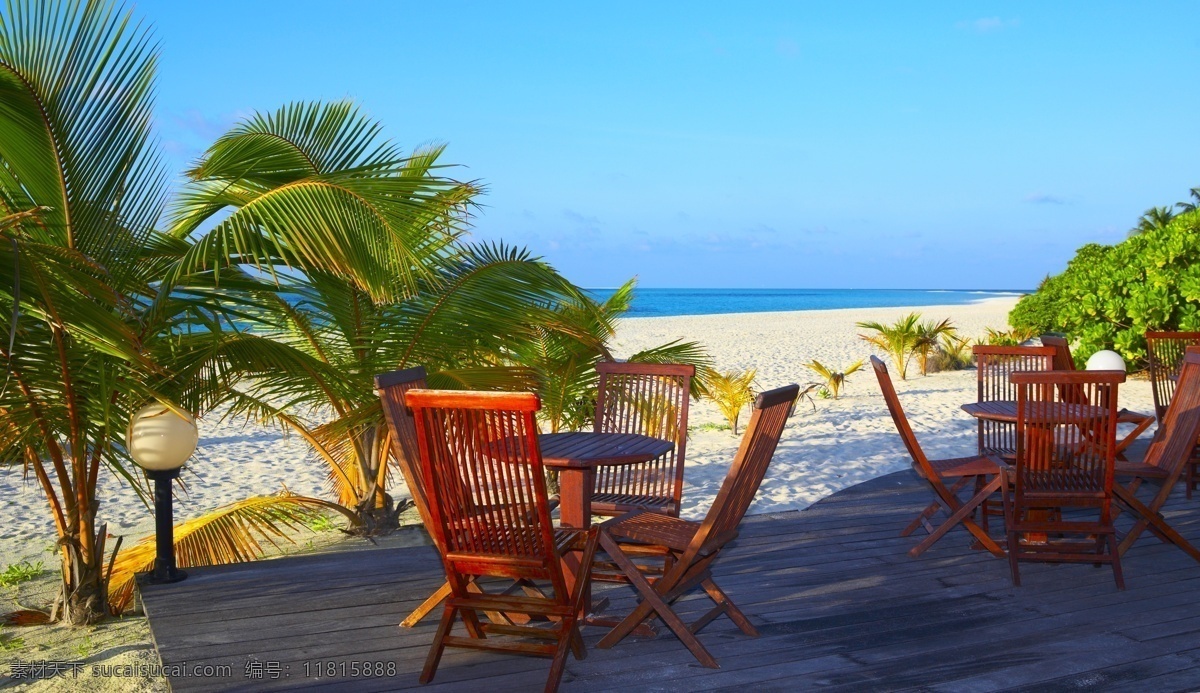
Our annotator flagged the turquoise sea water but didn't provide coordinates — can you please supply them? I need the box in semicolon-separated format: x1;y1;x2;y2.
586;288;1026;318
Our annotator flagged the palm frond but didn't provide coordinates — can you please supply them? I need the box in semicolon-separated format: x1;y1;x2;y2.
107;493;359;614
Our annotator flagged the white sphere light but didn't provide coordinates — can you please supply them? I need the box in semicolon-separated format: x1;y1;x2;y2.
127;404;199;471
1085;349;1127;373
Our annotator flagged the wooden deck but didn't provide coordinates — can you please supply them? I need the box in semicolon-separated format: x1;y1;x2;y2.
141;467;1200;692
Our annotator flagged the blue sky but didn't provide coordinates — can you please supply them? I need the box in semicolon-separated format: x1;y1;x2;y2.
140;1;1200;290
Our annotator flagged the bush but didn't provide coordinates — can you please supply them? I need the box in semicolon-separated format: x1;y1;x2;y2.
1009;210;1200;366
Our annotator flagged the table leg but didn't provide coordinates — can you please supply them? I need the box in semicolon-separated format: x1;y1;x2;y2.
556;467;593;610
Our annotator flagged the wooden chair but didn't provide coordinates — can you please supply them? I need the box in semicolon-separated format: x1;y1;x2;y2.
595;384;796;668
1040;334;1154;460
406;389;598;693
1114;347;1200;563
1146;331;1200;498
973;345;1056;459
871;356;1005;558
591;362;694;517
376;367;446;627
1002;370;1125;589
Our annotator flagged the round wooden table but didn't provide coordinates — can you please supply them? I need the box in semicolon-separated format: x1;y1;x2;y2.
538;431;674;625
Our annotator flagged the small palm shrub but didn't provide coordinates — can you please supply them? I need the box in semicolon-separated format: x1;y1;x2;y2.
704;368;757;434
935;333;974;371
857;313;920;380
981;326;1037;347
804;359;864;399
914;318;956;376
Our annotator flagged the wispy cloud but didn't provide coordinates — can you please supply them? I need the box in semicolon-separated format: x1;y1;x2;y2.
1024;193;1066;205
956;17;1020;33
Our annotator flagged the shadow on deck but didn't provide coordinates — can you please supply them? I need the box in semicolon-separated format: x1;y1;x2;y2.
140;468;1200;692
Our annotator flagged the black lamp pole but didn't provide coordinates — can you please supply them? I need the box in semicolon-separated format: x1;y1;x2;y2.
142;467;187;584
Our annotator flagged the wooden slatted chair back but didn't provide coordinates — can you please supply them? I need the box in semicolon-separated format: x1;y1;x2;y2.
375;367;431;526
1010;370;1123;505
1040;335;1075;371
1141;347;1200;473
870;356;935;479
406;389;565;587
1146;332;1200;423
687;384;798;556
592;362;694;515
973;345;1056;456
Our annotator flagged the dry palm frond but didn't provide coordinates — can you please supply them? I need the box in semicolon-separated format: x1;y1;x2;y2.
106;493;359;615
704;369;757;434
804;359;864;399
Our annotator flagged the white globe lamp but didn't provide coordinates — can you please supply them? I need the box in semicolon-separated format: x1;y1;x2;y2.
128;403;198;584
1085;350;1127;373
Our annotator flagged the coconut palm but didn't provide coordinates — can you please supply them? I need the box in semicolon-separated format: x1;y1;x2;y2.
515;280;711;434
913;318;956;376
857;313;921;380
1176;187;1200;213
0;2;484;623
1129;206;1176;237
804;359;864;399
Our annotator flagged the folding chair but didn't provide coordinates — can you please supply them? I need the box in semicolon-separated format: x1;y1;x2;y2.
1041;334;1154;460
594;384;797;668
1146;331;1200;498
407;389;598;693
591;362;694;518
1003;369;1126;588
1114;347;1200;562
871;356;1005;558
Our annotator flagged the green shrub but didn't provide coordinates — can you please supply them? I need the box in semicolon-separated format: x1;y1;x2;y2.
1009;210;1200;366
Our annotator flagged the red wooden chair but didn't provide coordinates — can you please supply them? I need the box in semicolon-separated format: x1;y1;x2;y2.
1146;331;1200;498
595;384;797;668
591;362;694;518
871;356;1005;558
1040;335;1154;459
376;367;447;627
406;389;598;693
973;345;1056;459
1003;370;1125;589
1114;347;1200;563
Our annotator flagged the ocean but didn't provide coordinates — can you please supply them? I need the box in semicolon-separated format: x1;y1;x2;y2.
585;288;1025;318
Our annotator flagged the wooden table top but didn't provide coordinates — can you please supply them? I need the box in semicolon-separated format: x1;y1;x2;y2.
537;431;674;469
961;400;1108;424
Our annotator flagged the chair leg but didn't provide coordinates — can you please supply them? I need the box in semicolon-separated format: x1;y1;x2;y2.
596;532;720;668
700;577;757;636
1114;486;1200;563
910;476;1004;558
544;618;576;693
1003;484;1021;587
420;605;456;684
401;580;452;628
1108;534;1125;590
901;502;940;537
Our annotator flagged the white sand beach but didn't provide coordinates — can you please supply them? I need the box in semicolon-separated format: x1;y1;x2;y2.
0;296;1159;566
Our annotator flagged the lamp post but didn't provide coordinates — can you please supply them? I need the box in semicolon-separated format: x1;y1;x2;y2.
128;403;198;584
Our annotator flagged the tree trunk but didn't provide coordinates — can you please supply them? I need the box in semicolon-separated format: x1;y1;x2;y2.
57;521;108;626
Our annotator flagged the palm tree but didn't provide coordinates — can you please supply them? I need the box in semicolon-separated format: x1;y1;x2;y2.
1176;187;1200;213
1129;206;1176;237
857;313;921;380
804;359;864;399
515;280;710;434
167;106;587;532
913;318;956;376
